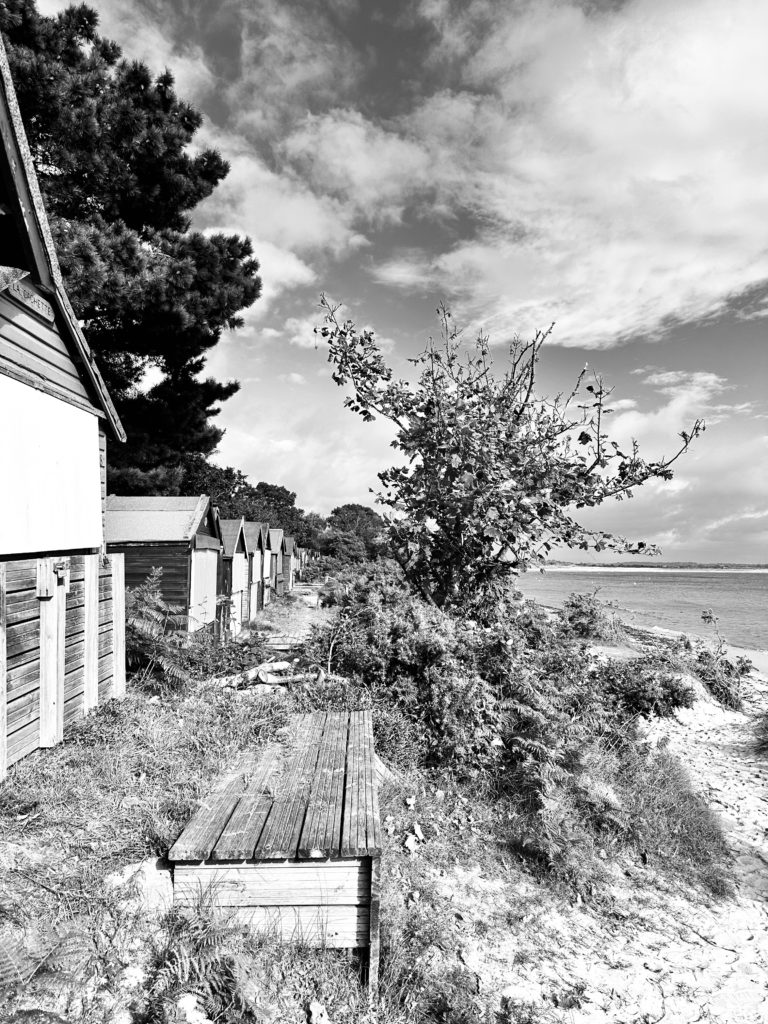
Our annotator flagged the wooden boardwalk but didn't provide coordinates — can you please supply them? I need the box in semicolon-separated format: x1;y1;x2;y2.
169;710;381;984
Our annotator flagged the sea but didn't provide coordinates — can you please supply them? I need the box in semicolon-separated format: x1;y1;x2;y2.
515;568;768;651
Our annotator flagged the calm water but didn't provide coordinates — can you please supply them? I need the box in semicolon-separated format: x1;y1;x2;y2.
516;569;768;650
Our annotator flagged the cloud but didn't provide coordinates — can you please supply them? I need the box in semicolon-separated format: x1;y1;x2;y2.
641;371;732;397
282;109;432;223
279;371;307;385
37;0;218;102
227;0;363;136
368;0;768;348
283;314;323;350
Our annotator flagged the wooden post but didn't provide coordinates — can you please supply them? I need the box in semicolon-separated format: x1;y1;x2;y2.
83;554;99;713
38;557;64;747
368;855;381;993
0;562;7;783
111;554;126;699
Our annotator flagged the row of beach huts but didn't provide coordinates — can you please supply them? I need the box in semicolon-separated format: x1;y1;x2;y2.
106;495;310;634
0;39;309;782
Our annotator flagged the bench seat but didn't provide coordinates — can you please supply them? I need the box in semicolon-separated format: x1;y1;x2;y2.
169;710;381;983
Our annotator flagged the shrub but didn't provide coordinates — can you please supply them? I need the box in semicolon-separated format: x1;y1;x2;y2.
693;608;752;709
125;568;190;689
177;629;266;682
306;563;724;890
126;569;268;692
594;656;696;719
560;591;615;640
692;646;749;710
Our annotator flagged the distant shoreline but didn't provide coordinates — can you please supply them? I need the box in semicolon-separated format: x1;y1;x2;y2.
541;566;768;575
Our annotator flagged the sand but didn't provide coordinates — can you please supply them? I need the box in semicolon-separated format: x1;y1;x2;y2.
429;647;768;1022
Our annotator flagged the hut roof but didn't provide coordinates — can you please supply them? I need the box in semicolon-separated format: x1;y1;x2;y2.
268;528;285;553
220;518;247;558
284;536;295;556
106;495;213;544
243;522;268;551
0;37;124;441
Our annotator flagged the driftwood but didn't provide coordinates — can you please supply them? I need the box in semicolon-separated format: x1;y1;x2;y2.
213;661;328;690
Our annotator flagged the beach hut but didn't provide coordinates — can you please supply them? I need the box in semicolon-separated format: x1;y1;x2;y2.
106;496;222;632
283;536;296;592
268;529;286;597
0;37;126;780
243;522;268;614
220;518;249;635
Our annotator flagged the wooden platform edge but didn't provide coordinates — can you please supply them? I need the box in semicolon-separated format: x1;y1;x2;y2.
369;854;381;991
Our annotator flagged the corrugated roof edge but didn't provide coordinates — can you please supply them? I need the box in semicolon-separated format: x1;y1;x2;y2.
0;36;125;443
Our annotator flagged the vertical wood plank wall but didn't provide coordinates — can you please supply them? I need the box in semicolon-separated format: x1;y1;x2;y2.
0;553;126;781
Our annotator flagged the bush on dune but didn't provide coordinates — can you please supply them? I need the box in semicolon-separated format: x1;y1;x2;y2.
306;563;716;890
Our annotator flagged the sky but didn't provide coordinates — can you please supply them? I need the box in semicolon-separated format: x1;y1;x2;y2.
38;0;768;562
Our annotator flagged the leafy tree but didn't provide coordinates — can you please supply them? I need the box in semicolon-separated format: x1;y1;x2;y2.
328;503;386;558
317;298;704;614
179;456;320;545
0;1;261;490
317;529;368;562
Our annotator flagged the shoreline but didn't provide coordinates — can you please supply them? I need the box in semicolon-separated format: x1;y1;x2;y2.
542;565;768;574
531;599;768;680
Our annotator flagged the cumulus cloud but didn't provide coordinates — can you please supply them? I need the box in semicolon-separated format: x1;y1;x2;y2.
282;109;432;223
370;0;768;348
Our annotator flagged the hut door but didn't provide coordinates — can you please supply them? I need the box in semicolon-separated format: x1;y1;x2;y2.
37;558;70;747
189;549;219;630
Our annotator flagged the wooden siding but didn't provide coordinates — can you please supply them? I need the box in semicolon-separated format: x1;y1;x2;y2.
1;554;124;780
0;287;92;408
4;559;39;766
112;543;190;612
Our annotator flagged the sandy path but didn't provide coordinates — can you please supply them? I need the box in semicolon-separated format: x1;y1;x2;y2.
258;583;333;652
434;669;768;1023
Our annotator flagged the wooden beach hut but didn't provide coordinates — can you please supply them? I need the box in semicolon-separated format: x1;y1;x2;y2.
220;518;249;635
268;529;286;598
105;496;222;632
0;37;127;781
243;522;268;614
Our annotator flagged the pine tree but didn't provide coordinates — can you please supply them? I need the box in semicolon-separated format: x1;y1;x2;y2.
0;1;261;490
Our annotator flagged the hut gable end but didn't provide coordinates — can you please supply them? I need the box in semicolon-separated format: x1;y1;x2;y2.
0;36;123;440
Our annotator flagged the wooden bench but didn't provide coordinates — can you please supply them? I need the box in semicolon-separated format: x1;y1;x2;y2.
168;710;382;985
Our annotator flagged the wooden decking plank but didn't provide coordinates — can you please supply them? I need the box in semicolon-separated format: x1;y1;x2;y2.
169;758;258;862
323;712;349;856
341;710;361;857
299;711;348;858
212;746;280;861
362;710;382;855
254;714;325;859
296;714;337;858
308;711;347;858
343;711;363;856
263;714;328;858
